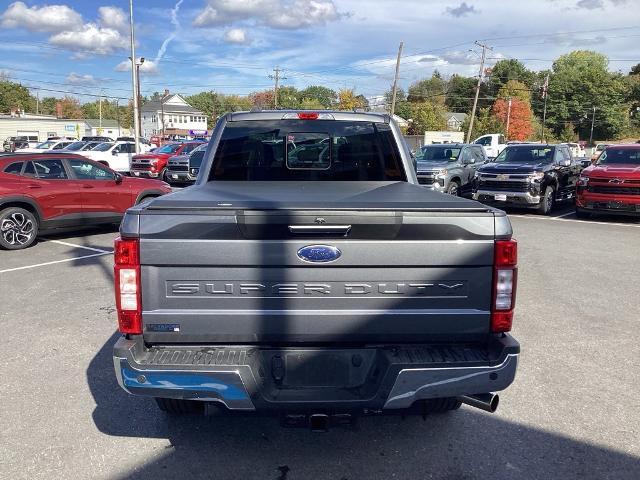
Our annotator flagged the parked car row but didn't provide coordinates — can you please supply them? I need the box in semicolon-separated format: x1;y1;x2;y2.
0;152;172;250
415;142;640;218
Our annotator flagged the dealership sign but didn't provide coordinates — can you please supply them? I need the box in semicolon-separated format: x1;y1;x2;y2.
189;129;207;136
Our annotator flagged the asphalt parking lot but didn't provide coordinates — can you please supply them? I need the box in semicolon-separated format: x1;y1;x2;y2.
1;206;638;480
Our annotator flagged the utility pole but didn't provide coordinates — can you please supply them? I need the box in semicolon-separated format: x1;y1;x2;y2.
505;96;512;141
136;58;145;138
36;90;39;115
541;73;549;143
161;92;166;142
98;89;102;130
269;67;286;109
128;0;140;153
466;41;492;143
589;106;596;146
390;41;404;116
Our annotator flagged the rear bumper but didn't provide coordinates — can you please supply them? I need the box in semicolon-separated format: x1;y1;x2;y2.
113;334;519;412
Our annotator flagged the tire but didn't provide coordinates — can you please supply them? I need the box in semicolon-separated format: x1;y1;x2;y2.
136;195;158;205
537;186;555;215
155;397;203;415
447;181;460;196
161;168;168;182
0;207;39;250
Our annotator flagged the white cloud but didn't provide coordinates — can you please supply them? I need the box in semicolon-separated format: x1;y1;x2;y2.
193;0;340;30
98;6;128;33
115;59;159;75
66;72;96;85
0;3;129;56
0;1;83;32
224;28;250;44
50;23;128;55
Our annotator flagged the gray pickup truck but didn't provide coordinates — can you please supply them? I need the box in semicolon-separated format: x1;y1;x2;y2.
415;143;488;196
112;111;519;429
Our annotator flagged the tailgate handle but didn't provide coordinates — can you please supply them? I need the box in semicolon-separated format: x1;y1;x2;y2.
288;225;352;236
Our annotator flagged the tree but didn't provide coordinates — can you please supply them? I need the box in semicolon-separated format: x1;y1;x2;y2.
462;107;504;140
630;64;640;76
407;72;446;105
405;102;447;135
299;85;337;108
300;98;325;109
497;80;531;104
488;59;535;94
277;86;300;109
492;97;533;141
39;97;58;116
337;89;366;110
444;75;476;113
57;96;83;119
546;50;629;140
250;90;275;108
0;79;36;113
558;123;577;143
186;91;220;126
81;99;120;120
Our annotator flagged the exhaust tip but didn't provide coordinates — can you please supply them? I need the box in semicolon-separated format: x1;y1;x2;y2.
458;393;499;413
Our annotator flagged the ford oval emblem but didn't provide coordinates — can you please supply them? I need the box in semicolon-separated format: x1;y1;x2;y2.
297;245;341;263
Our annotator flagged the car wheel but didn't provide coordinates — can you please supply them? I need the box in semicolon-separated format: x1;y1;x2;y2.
155;397;203;415
538;186;555;215
0;207;39;250
447;181;460;196
160;168;168;182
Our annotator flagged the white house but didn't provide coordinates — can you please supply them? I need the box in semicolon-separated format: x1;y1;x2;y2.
141;92;208;138
443;112;468;132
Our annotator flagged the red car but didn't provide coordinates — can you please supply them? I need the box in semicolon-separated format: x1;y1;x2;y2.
130;141;205;180
0;153;172;250
576;144;640;218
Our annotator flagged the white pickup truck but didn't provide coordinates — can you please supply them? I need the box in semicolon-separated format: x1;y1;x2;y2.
474;134;507;159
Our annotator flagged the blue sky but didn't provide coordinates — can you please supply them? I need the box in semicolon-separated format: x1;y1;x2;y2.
0;0;638;104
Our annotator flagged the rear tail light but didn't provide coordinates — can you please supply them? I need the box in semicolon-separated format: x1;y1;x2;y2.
281;112;335;120
114;237;141;334
491;239;518;333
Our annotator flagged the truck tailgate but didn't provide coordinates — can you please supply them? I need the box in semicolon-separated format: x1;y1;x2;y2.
131;182;501;344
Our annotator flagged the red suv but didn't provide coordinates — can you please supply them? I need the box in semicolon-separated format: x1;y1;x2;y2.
130;142;204;180
0;153;172;249
576;144;640;218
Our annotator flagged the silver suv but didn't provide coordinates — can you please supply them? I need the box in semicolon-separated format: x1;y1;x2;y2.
415;143;487;196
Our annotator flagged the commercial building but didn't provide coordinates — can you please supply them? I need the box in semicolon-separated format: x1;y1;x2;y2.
141;92;208;138
0;114;129;142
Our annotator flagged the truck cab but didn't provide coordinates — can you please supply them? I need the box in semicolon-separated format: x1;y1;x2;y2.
415;143;487;196
474;134;507;159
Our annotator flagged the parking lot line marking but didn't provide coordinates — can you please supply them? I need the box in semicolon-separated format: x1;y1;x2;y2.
552;212;575;219
509;214;640;228
45;239;111;254
0;252;112;274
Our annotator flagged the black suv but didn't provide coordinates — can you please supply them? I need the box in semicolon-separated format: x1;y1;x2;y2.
472;143;582;214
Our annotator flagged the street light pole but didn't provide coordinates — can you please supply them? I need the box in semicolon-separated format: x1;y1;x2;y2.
137;57;144;138
128;0;140;154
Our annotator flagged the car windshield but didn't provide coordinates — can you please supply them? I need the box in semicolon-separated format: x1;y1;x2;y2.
208;120;404;181
494;146;554;163
158;144;181;153
92;142;114;152
64;142;86;151
597;148;640;165
416;146;461;162
82;142;101;150
35;141;56;149
189;149;206;168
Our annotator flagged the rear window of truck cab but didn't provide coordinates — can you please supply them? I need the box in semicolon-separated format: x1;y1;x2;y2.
208;120;405;181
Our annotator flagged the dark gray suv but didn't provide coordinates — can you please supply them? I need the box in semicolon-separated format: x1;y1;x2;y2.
415;143;487;196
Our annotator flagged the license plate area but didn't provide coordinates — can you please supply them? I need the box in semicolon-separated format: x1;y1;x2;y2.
268;350;376;388
494;194;507;201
